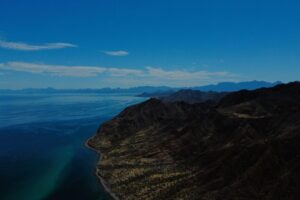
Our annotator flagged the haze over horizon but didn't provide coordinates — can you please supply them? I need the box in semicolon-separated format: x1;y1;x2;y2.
0;80;283;90
1;0;300;89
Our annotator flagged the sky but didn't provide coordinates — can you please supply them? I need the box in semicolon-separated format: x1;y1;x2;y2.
0;0;299;89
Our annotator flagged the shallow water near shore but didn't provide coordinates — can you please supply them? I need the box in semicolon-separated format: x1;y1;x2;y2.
0;93;145;200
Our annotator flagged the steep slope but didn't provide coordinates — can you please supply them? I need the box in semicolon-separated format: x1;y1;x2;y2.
160;89;228;104
88;82;300;200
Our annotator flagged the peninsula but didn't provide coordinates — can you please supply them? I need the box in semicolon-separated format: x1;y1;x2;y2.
88;82;300;200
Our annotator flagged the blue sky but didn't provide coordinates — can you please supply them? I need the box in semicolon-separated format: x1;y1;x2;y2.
0;0;299;89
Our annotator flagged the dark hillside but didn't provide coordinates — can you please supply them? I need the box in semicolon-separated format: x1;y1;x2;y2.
89;82;300;200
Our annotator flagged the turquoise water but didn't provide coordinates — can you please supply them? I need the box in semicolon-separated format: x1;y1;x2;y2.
0;93;145;200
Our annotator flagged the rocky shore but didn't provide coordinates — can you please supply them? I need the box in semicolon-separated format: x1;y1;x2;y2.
85;139;120;200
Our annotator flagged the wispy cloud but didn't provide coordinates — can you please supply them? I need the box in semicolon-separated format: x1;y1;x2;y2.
0;40;77;51
0;62;142;77
146;67;235;80
0;61;239;86
0;62;104;77
104;50;129;56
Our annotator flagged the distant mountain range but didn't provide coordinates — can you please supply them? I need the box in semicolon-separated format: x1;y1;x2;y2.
138;80;281;97
88;82;300;200
0;86;173;94
192;80;282;92
0;81;281;95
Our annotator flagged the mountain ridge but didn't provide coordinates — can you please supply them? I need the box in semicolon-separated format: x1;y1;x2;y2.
88;82;300;200
138;81;281;98
159;90;228;104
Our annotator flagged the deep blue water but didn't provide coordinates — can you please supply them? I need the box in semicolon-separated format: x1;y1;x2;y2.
0;93;145;200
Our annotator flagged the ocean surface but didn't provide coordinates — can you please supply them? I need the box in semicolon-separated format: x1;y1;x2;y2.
0;93;145;200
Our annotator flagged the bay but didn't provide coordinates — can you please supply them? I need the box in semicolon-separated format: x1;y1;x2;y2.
0;93;145;200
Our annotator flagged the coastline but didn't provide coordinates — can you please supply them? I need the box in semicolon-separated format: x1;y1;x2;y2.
84;138;120;200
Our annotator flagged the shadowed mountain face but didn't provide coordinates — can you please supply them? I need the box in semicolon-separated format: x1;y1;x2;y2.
88;82;300;200
160;90;228;104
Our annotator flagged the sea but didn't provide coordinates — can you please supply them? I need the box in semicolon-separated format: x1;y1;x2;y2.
0;92;145;200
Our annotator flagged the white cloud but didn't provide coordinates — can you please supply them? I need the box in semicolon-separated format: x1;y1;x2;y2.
106;68;143;76
0;62;142;77
0;61;239;86
0;40;77;51
145;67;235;80
104;50;129;56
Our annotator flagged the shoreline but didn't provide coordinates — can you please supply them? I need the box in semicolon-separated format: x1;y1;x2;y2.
84;138;120;200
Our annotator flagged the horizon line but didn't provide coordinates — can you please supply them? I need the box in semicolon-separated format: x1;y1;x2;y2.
0;80;286;91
